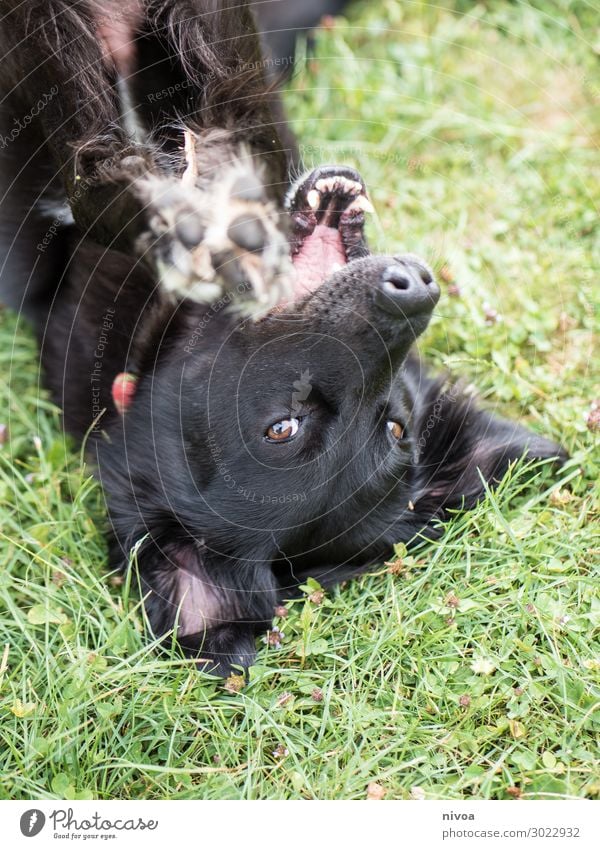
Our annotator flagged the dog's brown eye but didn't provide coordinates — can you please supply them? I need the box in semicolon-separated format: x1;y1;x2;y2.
266;417;301;442
387;420;405;439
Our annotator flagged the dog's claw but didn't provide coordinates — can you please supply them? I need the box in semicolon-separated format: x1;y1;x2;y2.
350;194;375;214
314;175;363;196
307;189;320;210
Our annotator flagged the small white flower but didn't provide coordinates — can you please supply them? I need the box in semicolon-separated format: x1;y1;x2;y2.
471;658;496;675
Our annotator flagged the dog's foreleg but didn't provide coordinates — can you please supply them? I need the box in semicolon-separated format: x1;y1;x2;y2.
132;537;280;677
128;0;294;309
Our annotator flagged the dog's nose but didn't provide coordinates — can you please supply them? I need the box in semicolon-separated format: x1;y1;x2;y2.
375;256;440;318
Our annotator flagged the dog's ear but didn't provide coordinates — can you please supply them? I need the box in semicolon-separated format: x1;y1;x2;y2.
411;378;567;522
124;533;279;677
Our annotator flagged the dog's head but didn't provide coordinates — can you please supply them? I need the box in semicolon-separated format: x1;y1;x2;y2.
170;249;439;566
97;168;564;669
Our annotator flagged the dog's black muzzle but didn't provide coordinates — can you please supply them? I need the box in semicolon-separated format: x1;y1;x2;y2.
264;253;440;366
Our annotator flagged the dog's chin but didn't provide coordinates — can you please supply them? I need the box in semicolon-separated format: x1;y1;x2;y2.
289;223;348;298
269;224;350;310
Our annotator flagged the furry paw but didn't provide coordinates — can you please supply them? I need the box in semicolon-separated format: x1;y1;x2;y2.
179;624;258;678
286;165;373;261
136;161;292;309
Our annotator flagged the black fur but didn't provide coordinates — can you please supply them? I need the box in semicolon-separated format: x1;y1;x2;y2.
0;0;566;675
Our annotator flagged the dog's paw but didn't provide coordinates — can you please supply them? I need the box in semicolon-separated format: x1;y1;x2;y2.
286;165;373;260
179;624;257;678
136;165;292;308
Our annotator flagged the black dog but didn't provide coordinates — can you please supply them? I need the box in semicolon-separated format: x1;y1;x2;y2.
0;1;565;675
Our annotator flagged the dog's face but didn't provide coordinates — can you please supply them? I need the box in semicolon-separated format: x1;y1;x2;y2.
170;252;439;575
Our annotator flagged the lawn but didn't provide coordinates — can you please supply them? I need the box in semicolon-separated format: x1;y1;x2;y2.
0;0;598;800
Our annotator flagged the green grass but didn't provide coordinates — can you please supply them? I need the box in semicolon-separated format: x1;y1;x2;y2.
0;0;598;800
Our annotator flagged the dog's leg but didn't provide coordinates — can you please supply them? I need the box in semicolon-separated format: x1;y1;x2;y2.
286;165;373;260
135;538;279;676
1;1;293;308
127;0;295;307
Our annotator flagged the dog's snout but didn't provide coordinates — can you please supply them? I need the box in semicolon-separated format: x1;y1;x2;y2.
376;257;440;318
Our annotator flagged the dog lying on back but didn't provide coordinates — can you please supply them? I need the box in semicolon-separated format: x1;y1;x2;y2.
0;1;565;675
